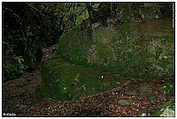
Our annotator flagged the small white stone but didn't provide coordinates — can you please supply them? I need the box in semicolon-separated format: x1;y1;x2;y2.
141;113;146;116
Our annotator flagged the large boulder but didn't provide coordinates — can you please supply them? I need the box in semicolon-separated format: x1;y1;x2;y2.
40;19;174;101
57;20;174;78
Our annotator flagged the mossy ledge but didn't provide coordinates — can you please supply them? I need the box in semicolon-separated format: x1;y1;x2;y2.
40;20;174;101
40;56;120;101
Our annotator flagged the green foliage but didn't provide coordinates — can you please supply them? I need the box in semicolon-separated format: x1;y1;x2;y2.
4;56;26;81
160;80;174;95
91;3;101;8
76;9;89;25
152;101;175;116
161;101;175;111
15;56;25;70
148;96;157;103
75;3;101;25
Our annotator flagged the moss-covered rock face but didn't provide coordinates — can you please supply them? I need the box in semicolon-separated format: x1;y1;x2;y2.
40;56;119;101
57;20;174;78
40;19;174;101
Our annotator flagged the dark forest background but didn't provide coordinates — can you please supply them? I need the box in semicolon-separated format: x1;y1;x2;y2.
3;3;173;81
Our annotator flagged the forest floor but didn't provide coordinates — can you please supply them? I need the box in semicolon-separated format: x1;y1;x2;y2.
2;46;175;117
2;72;174;117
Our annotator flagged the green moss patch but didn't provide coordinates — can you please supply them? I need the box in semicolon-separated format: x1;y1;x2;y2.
43;20;174;101
40;56;119;101
56;20;174;78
